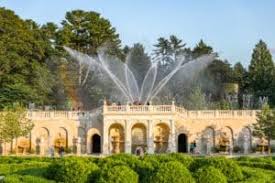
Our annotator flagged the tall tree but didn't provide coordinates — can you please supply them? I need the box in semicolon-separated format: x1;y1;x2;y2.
192;39;213;58
0;104;34;152
127;43;151;88
232;62;248;91
153;37;172;66
0;8;54;108
253;104;275;153
248;40;275;106
169;35;186;61
55;10;122;109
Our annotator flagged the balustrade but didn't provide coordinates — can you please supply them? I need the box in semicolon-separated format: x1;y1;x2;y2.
25;104;258;120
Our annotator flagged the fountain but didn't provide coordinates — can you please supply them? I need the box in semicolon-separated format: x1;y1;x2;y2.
64;46;216;104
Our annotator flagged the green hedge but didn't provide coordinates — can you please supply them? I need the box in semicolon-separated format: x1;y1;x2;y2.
2;174;55;183
95;165;138;183
194;166;227;183
45;157;98;183
189;157;243;182
239;167;274;183
0;154;275;183
0;162;49;176
150;161;195;183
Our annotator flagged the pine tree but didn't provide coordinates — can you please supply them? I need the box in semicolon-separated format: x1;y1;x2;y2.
248;40;275;105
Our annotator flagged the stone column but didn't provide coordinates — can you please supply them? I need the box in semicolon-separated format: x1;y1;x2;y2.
147;120;154;154
76;137;81;155
124;120;131;153
40;138;45;156
168;120;176;152
102;121;109;155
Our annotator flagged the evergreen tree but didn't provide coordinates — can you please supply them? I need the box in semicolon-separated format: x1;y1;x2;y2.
248;40;275;106
192;39;213;58
127;43;151;88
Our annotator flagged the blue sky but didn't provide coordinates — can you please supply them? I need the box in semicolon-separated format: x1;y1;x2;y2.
1;0;275;66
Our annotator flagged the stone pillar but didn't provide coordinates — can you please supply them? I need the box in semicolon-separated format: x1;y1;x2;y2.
147;120;154;154
102;121;109;155
40;138;45;156
124;120;131;153
168;120;176;152
76;137;81;155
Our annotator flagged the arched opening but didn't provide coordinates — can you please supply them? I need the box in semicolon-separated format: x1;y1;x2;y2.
91;134;101;153
36;127;50;155
131;123;147;154
54;127;68;152
218;126;233;153
238;127;252;154
201;127;215;154
154;123;170;153
178;134;187;153
109;123;124;154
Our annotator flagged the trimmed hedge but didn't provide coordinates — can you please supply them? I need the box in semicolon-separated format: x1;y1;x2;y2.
150;161;195;183
3;174;55;183
239;166;274;183
189;157;243;182
0;162;49;176
96;165;138;183
194;166;227;183
45;157;98;183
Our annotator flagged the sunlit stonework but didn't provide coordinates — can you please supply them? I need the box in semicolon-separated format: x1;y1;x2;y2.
0;99;262;156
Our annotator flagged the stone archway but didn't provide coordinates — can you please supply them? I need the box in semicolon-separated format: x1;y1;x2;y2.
109;123;124;154
218;126;233;152
201;127;215;154
154;123;170;153
91;134;101;153
36;127;50;155
178;133;188;153
238;127;252;154
54;127;68;152
131;123;147;154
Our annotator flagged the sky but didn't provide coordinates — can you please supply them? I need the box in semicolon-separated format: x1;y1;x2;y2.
1;0;275;67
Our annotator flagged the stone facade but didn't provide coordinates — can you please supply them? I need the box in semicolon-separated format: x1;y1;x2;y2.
0;101;261;155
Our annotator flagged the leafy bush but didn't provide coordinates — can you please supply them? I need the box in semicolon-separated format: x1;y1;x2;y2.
194;166;227;183
0;157;52;164
0;162;49;176
96;154;153;183
95;165;138;183
3;174;55;183
240;167;274;183
150;161;195;183
190;157;243;182
46;157;98;183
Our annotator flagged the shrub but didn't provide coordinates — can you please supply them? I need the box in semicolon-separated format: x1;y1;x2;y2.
190;157;243;182
150;161;195;183
240;167;273;183
194;166;227;183
0;162;49;176
3;174;55;183
46;157;98;183
96;165;138;183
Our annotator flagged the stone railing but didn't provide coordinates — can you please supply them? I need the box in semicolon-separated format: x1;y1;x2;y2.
104;104;259;119
27;111;92;120
25;105;259;120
